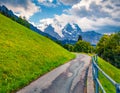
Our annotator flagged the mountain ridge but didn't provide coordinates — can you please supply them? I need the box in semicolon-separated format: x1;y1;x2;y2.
42;22;102;45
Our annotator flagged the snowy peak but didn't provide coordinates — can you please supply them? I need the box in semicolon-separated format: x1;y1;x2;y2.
62;23;82;41
63;23;82;33
63;23;73;33
73;23;82;32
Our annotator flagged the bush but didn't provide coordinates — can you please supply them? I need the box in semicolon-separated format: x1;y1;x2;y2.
63;40;95;53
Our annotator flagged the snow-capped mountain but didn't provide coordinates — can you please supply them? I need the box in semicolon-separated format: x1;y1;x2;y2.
42;23;102;45
62;23;82;41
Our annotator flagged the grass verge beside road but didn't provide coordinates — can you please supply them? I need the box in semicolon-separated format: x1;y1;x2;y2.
98;57;120;93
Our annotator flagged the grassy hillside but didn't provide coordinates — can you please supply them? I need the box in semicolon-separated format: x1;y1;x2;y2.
0;14;75;93
98;57;120;93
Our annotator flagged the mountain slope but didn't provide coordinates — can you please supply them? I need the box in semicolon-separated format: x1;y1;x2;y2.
81;31;102;45
0;14;75;92
44;24;61;40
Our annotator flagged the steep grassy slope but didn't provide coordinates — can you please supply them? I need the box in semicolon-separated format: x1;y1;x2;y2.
98;57;120;93
0;14;75;93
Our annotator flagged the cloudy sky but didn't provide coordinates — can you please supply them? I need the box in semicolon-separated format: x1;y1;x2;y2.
0;0;120;35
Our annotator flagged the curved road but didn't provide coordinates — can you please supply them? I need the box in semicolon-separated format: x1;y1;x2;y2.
17;54;91;93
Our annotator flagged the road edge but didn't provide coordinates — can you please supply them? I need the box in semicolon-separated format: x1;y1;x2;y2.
87;61;95;93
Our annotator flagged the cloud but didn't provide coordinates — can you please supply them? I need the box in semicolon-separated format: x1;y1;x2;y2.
37;0;120;34
58;0;81;5
69;0;111;18
38;0;58;7
38;0;53;3
63;0;120;30
67;0;120;20
38;0;81;6
0;0;40;19
37;14;100;36
2;0;118;34
38;14;74;37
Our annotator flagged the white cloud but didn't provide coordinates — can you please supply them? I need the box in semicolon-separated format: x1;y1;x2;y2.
0;0;40;19
37;14;99;35
37;0;120;35
38;14;120;36
58;0;81;5
38;0;53;3
38;0;82;6
38;0;57;7
70;0;120;19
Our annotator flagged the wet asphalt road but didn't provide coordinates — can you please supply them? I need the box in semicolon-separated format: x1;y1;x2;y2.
17;54;91;93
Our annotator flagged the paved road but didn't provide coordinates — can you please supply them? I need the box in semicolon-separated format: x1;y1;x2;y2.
17;54;91;93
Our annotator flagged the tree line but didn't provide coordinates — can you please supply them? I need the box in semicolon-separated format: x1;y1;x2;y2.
59;35;95;53
96;32;120;68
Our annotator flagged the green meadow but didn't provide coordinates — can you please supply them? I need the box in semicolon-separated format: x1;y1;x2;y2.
0;14;75;93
